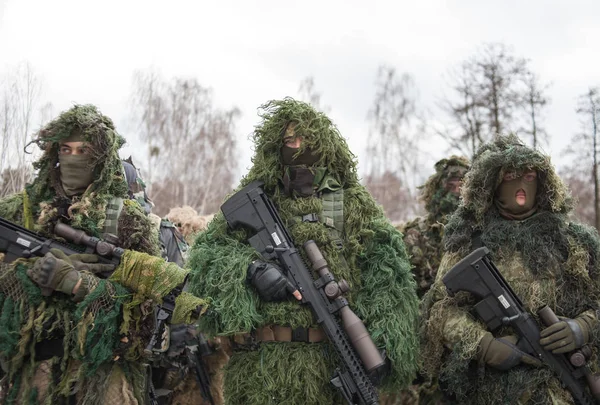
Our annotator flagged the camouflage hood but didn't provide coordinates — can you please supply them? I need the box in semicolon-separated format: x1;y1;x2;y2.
444;135;573;252
240;98;360;192
419;155;469;223
459;134;572;224
26;104;129;236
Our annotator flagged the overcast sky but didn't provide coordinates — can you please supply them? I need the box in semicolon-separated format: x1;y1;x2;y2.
0;0;598;182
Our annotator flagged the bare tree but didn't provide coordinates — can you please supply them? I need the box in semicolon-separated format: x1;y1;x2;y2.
579;87;599;230
561;166;595;227
363;171;413;223
129;69;165;183
363;65;426;222
298;76;330;113
562;87;600;229
39;102;54;128
0;62;45;196
520;72;551;149
437;64;486;157
0;166;34;198
129;69;241;216
439;43;531;156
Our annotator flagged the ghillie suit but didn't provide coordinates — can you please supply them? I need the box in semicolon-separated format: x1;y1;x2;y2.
166;206;215;245
187;98;419;405
384;156;468;405
421;134;600;405
0;105;206;405
401;156;469;299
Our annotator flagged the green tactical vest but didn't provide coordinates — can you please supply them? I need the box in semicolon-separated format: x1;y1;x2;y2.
294;188;345;244
291;168;345;242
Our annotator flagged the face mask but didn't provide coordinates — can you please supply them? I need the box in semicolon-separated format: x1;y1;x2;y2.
280;143;322;198
281;145;320;166
282;166;317;198
59;154;95;197
495;171;538;220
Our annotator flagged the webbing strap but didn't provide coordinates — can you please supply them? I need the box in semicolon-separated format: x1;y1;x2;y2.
102;197;124;237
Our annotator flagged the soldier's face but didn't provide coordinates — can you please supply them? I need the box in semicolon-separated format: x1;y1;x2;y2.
445;177;463;196
284;135;303;149
444;166;468;197
501;170;537;207
59;141;91;155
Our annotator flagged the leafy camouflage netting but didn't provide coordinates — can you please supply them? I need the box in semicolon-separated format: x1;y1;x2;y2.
188;98;419;404
421;134;600;404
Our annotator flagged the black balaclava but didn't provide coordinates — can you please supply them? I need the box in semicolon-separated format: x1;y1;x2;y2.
495;170;538;220
281;122;321;197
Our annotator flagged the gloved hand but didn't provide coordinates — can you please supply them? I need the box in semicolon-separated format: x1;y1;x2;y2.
27;249;115;296
246;261;301;302
540;315;592;354
55;249;116;274
478;332;542;370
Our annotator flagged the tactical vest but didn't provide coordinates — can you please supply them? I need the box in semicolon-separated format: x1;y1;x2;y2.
294;188;345;247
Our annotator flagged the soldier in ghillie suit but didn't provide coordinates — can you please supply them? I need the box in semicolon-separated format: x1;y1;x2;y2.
421;134;600;404
0;105;206;404
187;98;420;405
401;156;469;298
383;157;468;405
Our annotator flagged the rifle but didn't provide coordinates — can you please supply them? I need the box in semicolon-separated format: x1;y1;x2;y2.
0;216;122;280
442;246;600;405
221;180;383;405
189;333;215;405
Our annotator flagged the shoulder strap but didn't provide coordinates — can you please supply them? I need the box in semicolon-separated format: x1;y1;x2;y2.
102;196;124;237
291;189;345;237
320;189;344;235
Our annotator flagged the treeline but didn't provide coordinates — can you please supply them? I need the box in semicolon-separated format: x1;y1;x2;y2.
0;42;598;229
